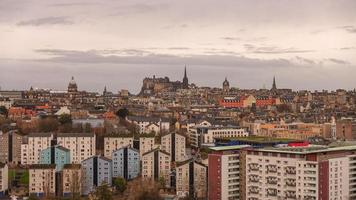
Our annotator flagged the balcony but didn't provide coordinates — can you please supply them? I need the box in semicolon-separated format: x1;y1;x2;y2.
266;165;278;173
248;186;260;194
249;163;260;171
248;175;260;183
285;166;296;175
285;178;296;187
285;190;296;199
267;188;278;197
266;176;278;185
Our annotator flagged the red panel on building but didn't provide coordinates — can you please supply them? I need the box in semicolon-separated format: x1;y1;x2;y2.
208;153;222;200
318;161;329;200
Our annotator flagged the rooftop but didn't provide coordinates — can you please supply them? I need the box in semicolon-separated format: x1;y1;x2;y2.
220;136;298;144
255;143;356;154
209;145;251;151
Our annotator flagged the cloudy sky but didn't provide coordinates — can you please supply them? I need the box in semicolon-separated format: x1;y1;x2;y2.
1;0;356;93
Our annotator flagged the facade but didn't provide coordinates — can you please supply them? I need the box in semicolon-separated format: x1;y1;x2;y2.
176;159;208;199
21;133;53;165
0;163;8;196
57;133;96;164
104;135;134;159
208;145;250;200
336;118;356;140
142;148;171;188
138;136;156;157
127;116;170;134
81;156;112;195
61;164;82;197
222;77;230;94
112;147;140;180
243;144;356;200
161;132;187;162
190;126;249;148
29;164;56;197
39;145;70;171
0;131;23;164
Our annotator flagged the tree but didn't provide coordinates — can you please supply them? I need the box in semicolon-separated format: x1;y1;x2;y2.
58;114;72;125
38;117;59;132
116;108;129;119
92;183;113;200
112;177;127;194
28;194;39;200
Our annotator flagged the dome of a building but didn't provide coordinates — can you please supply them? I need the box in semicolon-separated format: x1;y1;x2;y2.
223;77;229;86
68;76;78;93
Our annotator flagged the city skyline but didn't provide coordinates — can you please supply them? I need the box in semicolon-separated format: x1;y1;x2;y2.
1;0;356;92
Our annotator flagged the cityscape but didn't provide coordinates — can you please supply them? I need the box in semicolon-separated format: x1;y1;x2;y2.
1;1;356;200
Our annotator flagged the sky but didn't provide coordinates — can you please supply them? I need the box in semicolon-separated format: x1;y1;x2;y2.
0;0;356;94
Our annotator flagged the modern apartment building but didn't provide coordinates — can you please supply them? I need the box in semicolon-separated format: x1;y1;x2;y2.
61;164;82;197
39;145;70;171
29;164;56;197
112;147;140;180
104;135;133;159
176;159;208;199
21;133;54;165
138;136;156;157
208;145;250;200
190;126;249;148
57;133;96;164
142;148;171;188
161;132;186;162
242;144;356;200
0;163;8;196
81;156;112;195
0;131;23;164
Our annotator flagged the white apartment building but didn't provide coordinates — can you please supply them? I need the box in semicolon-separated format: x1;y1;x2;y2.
142;149;171;188
21;133;53;165
161;132;186;162
189;126;249;148
57;133;96;164
103;136;133;159
244;145;356;200
139;136;157;157
29;164;56;197
127;116;170;134
0;163;8;195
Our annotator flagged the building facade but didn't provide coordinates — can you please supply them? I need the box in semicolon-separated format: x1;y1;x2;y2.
57;133;96;164
61;164;82;197
112;147;140;180
39;145;70;171
0;131;23;164
29;164;56;197
81;156;112;195
21;133;54;165
0;163;8;196
161;132;187;162
104;135;134;159
142;149;171;188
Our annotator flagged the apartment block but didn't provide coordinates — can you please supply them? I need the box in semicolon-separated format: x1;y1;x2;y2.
243;144;356;200
21;133;54;165
161;132;186;162
208;145;250;200
39;145;70;171
138;136;156;157
190;126;249;148
0;131;23;164
176;159;208;199
104;135;133;159
112;147;140;180
29;164;56;197
81;156;112;195
57;133;96;164
142;148;171;188
61;164;82;197
0;163;8;196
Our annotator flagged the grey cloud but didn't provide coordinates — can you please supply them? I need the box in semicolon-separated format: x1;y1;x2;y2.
338;25;356;33
34;48;298;69
244;44;314;54
328;58;350;65
221;37;241;41
340;47;356;50
295;56;316;65
17;17;74;26
49;2;101;7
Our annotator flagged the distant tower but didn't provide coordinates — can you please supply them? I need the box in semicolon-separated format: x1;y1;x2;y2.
68;76;78;93
223;77;230;94
182;66;189;89
103;86;107;96
271;76;277;91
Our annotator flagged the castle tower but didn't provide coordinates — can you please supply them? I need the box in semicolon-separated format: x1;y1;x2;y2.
223;77;230;94
182;66;189;89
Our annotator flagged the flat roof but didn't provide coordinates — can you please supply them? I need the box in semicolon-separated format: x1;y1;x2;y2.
254;144;356;155
209;145;251;151
220;136;298;144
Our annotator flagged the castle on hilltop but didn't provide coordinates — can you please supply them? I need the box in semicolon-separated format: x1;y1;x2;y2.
140;67;189;95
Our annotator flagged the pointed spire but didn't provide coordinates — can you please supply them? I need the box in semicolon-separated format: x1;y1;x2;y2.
184;65;187;78
272;76;277;90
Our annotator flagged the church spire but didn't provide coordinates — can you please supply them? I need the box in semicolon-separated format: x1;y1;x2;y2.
272;76;277;90
182;65;189;89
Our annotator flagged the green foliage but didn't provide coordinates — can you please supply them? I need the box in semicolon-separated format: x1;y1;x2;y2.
136;190;163;200
28;194;39;200
116;108;129;119
158;176;166;188
58;114;72;125
112;177;127;194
